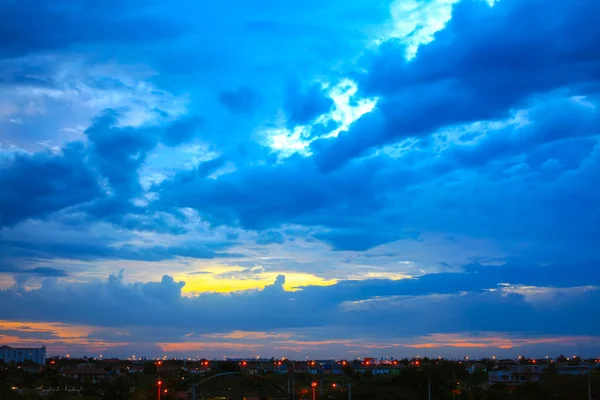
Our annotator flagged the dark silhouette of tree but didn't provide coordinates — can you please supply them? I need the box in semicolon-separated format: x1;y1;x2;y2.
102;377;129;400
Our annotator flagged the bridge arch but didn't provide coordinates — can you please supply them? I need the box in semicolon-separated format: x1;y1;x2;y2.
186;372;289;399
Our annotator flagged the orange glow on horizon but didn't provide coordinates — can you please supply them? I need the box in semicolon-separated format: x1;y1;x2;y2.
158;342;259;352
406;333;600;349
0;320;129;353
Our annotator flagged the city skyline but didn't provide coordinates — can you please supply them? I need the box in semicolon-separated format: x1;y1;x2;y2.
1;0;600;359
4;343;596;363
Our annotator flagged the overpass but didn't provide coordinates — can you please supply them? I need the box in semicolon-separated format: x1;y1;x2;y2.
181;372;290;400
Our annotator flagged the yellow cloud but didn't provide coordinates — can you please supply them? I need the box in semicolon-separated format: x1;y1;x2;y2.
177;270;336;294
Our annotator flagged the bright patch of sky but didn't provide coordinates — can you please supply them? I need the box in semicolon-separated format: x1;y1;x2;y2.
318;79;378;138
380;0;460;60
267;79;377;158
266;125;312;158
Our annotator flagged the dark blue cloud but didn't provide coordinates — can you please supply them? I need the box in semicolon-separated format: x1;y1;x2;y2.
0;0;182;57
0;143;102;227
85;111;157;198
26;267;68;277
219;87;262;114
315;0;600;168
0;264;67;278
0;237;237;263
155;92;600;251
442;96;600;170
284;80;334;126
24;110;206;227
161;117;205;147
299;260;600;302
314;229;405;251
155;154;386;233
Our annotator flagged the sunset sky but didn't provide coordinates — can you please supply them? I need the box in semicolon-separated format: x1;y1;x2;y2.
1;0;599;359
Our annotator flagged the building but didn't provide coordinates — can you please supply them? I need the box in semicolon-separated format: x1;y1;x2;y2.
488;368;512;384
465;362;487;374
63;366;108;382
488;365;547;385
0;346;46;364
557;366;593;376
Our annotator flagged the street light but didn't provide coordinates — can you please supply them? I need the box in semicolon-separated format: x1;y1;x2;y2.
311;381;317;400
157;381;162;400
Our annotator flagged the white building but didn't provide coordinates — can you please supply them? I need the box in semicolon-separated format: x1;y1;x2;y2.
0;346;46;364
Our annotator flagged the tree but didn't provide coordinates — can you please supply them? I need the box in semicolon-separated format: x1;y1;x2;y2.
102;377;129;400
214;361;240;373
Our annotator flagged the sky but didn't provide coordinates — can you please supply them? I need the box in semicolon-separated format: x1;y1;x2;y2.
0;0;599;360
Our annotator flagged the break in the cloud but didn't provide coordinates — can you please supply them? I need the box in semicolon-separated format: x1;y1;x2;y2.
1;0;599;357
